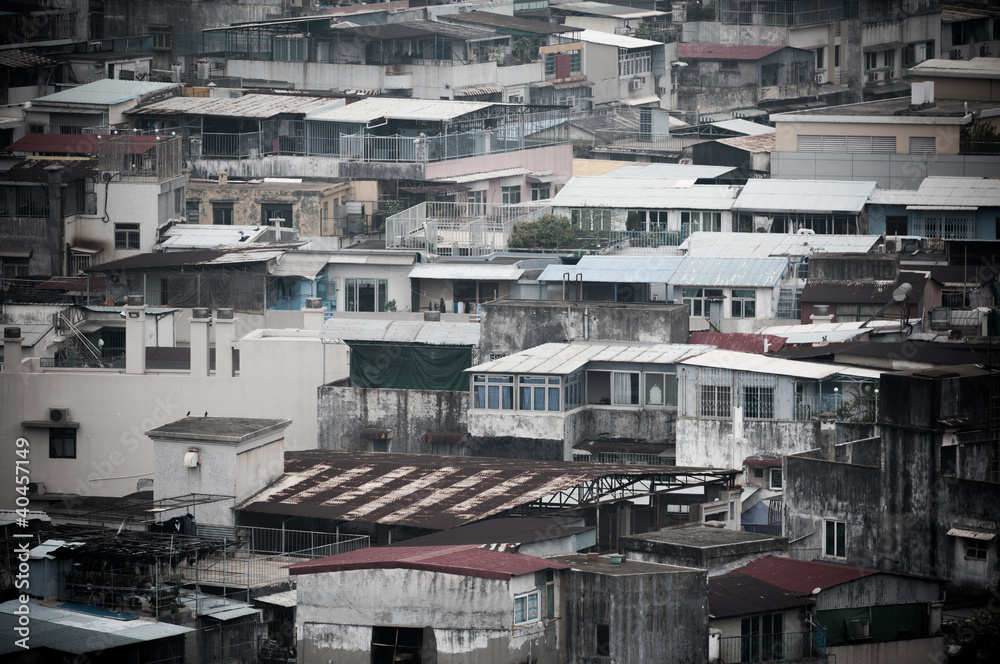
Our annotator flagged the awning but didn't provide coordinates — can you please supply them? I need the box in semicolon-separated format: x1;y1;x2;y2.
732;107;768;118
398;183;469;195
620;95;661;107
69;246;102;255
552;79;595;90
456;85;505;96
435;167;530;184
254;589;297;608
907;205;978;211
409;263;525;281
864;41;904;52
269;253;330;279
0;248;32;258
947;527;996;541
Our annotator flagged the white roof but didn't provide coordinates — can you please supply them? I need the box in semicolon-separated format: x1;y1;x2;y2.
34;79;176;106
255;589;297;607
757;320;900;344
327;253;416;266
538;255;684;284
678;349;883;380
710;119;776;136
409;263;525;281
551;177;740;210
577;28;662;49
468;342;714;375
320;318;480;346
607;163;736;179
269;252;331;279
304;97;496;123
871;177;1000;209
435;167;531;184
668;256;789;287
734;179;878;214
680;232;881;257
29;539;84;560
133;94;341;119
160;223;270;250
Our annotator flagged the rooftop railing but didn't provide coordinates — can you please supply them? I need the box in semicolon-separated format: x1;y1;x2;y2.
386;201;551;254
717;628;827;663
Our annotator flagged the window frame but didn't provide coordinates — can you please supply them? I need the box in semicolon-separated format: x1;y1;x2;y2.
113;222;141;250
643;371;677;408
682;287;724;317
769;467;783;490
611;371;640;406
518;375;561;412
700;384;732;418
731;289;757;319
261;202;294;228
824;519;847;558
501;185;521;205
49;427;77;459
212;202;234;225
743;385;775;419
513;590;541;625
965;538;988;561
473;374;515;410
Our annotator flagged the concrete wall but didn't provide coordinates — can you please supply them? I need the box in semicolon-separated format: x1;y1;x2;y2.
318;385;468;453
326;261;414;313
827;636;945;664
774;120;961;155
808;253;898;281
771;151;1000;189
297;567;558;664
562;563;708;664
479;300;689;359
624;535;788;576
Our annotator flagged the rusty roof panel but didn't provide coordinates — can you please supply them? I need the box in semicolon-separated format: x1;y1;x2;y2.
242;451;735;530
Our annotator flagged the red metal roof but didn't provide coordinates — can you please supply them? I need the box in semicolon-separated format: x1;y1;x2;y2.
3;133;159;155
690;332;787;354
678;43;785;60
730;555;879;595
287;544;570;580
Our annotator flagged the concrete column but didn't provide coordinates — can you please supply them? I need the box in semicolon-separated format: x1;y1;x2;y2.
302;297;325;331
214;308;235;378
124;295;146;375
818;412;837;462
3;327;23;373
190;307;212;377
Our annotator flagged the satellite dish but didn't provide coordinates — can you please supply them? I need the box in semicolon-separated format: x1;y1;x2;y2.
892;283;913;302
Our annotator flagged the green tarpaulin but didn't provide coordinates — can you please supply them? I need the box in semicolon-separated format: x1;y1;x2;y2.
348;342;473;391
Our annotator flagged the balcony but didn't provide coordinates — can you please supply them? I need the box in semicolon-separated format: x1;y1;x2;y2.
715;629;828;663
386;201;551;255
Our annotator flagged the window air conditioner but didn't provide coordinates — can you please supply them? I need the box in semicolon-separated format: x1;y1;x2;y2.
49;407;70;423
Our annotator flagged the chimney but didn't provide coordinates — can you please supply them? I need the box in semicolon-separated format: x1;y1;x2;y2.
3;327;23;373
214;308;235;378
124;295;146;375
810;304;834;324
190;307;212;377
218;170;228;186
303;297;325;331
818;412;837;462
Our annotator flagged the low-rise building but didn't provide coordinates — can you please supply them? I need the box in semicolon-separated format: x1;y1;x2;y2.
624;524;788;576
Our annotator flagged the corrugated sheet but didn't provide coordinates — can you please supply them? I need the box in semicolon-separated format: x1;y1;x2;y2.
442;10;577;34
2;323;52;348
435;167;531;184
537;255;684;284
33;80;176;106
399;516;592;547
320;318;480;345
733;179;878;213
871;177;1000;208
577;28;663;49
716;132;776;153
160;224;269;250
668;257;788;287
269;253;330;279
0;49;55;68
551;177;740;209
408;263;524;281
710;119;775;136
678;349;883;380
242;450;733;530
467;341;713;375
254;589;297;607
801;272;927;305
680;232;881;258
709;574;811;618
946;527;996;541
732;555;879;595
689;332;787;354
679;43;785;60
132;94;340;119
608;163;736;179
304;97;496;123
559;2;665;19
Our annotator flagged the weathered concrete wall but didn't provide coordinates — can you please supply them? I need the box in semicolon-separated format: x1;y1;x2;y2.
466;435;565;461
185;180;345;237
676;418;820;468
104;1;282;40
480;300;689;359
623;535;788;576
318;385;468;453
561;562;708;664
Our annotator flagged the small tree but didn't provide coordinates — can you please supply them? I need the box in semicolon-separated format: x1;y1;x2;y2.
508;213;574;250
512;37;535;64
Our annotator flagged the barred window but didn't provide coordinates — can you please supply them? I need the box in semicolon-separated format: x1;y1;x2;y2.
743;386;775;419
114;223;140;249
700;385;731;418
619;49;651;76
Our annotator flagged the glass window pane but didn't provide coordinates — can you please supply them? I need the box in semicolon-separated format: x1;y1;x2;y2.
489;385;499;409
520;387;532;409
548;387;560;411
534;387;546;410
646;374;664;405
502;386;513;409
475;385;486;408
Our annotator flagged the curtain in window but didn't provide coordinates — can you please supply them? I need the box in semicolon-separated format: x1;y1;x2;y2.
612;372;632;405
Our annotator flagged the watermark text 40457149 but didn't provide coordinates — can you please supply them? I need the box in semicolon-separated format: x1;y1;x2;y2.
12;436;33;649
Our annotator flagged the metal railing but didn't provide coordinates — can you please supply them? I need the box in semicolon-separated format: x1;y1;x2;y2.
607;230;687;254
794;393;877;423
961;141;1000;155
717;628;827;663
593;129;702;153
386;201;551;254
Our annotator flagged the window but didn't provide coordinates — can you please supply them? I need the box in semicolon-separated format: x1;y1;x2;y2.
834;44;840;67
545;570;556;618
570;50;581;72
682;288;724;317
619;49;651;76
150;27;172;50
741;613;784;662
743;386;774;419
940;445;958;477
114;223;140;249
769;468;783;490
565;371;584;410
545;53;556;75
644;371;677;407
467;190;485;215
262;203;293;228
49;428;76;459
186;201;200;224
173;188;184;217
816;46;825;69
501;185;521;205
720;60;739;71
596;623;611;657
681;210;722;233
0;257;28;288
883;50;894;68
965;539;988;561
885;215;908;235
825;519;846;558
864;51;878;70
612;371;639;405
991;441;999;484
473;374;514;410
519;376;561;411
513;591;540;625
731;289;757;318
754;467;765;478
371;626;424;664
572;208;614;232
531;183;550;201
344;278;388;312
213;203;233;225
700;385;731;418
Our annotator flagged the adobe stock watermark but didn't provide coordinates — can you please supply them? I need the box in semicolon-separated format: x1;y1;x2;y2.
12;436;33;649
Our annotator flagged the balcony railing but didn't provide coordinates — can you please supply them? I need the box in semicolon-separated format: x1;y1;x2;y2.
386;201;551;255
961;141;1000;155
608;230;687;254
593;129;702;154
794;393;877;423
716;628;827;663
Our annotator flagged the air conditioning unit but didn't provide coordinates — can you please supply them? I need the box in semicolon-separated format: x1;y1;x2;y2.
815;72;825;84
951;48;963;59
851;620;870;639
981;44;993;56
888;70;895;78
629;78;643;91
49;407;70;423
872;71;880;81
27;482;46;496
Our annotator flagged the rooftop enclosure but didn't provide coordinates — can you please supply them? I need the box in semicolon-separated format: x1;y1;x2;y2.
98;134;183;183
386;201;552;255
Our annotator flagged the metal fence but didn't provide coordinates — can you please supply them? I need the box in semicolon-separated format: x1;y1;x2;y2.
593;129;702;154
794;392;877;423
717;628;826;663
386;201;551;254
99;135;183;183
608;230;686;253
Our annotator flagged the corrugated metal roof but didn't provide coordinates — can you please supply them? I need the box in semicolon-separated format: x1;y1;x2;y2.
870;177;1000;208
435;167;531;184
716;132;776;153
320;318;480;345
288;544;570;580
606;163;736;179
328;253;415;265
0;600;193;656
551;177;740;209
0;49;56;68
442;11;577;34
559;2;666;19
202;606;261;621
398;516;593;547
668;257;788;287
733;179;878;214
2;323;52;348
88;245;299;271
679;43;785;60
537;255;685;284
242;450;734;530
28;539;84;560
709;574;812;618
577;28;663;49
678;349;882;380
409;263;524;281
304;97;496;123
160;224;270;250
0;159;98;183
801;272;928;305
689;332;787;354
731;555;880;595
269;252;330;279
946;527;996;541
33;80;176;106
679;232;881;258
710;119;775;136
132;94;341;119
467;341;713;375
254;589;297;607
